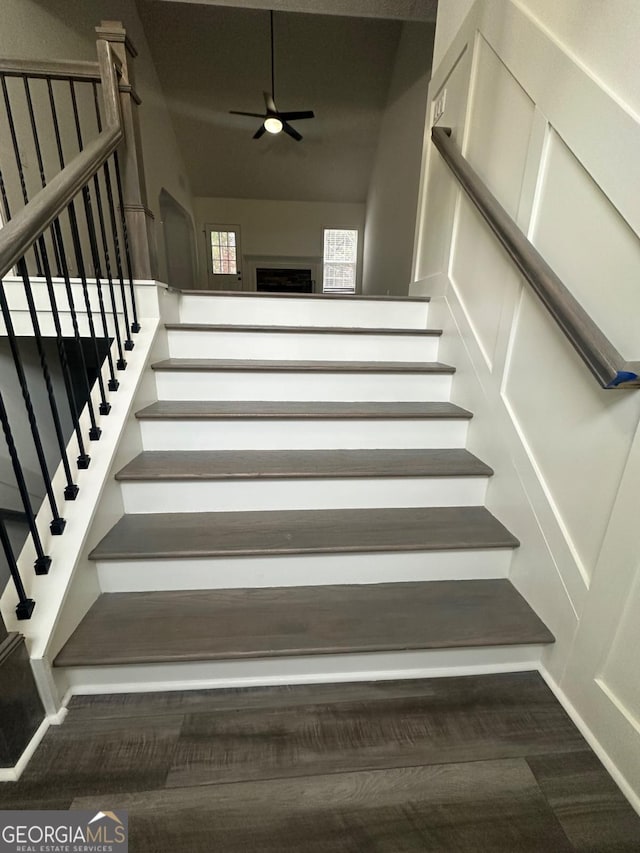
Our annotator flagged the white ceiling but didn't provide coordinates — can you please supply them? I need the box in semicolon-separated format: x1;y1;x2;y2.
149;0;438;22
137;1;435;202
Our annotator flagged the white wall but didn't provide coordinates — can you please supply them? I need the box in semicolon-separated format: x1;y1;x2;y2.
415;0;640;810
362;22;434;296
434;0;640;117
432;0;475;69
193;197;366;290
0;0;195;284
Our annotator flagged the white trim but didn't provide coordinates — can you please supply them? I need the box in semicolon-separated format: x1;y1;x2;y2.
0;706;67;783
539;666;640;817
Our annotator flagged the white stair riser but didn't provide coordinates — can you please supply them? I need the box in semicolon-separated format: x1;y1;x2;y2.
139;418;469;451
58;645;545;697
154;371;452;402
60;646;546;695
96;549;512;593
179;295;429;329
167;329;439;362
119;476;489;514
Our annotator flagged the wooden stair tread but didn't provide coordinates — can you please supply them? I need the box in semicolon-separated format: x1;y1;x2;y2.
151;358;456;373
177;289;430;302
135;401;473;420
53;579;553;667
89;506;518;561
165;323;441;337
115;449;493;482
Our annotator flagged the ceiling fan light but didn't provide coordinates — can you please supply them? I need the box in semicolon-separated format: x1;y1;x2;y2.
264;116;283;134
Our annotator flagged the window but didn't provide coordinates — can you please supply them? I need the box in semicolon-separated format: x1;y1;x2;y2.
322;228;358;293
210;230;238;275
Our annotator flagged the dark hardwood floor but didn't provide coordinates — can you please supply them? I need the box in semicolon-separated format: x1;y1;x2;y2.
1;672;638;851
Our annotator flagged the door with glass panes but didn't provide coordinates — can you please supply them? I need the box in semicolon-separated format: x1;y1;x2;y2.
205;224;243;290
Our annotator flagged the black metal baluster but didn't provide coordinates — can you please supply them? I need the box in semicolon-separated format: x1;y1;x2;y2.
1;80;87;491
0;282;65;534
20;76;62;277
41;221;92;467
0;391;52;575
101;154;129;369
17;79;90;493
69;81;118;397
18;82;90;469
113;150;140;337
0;74;43;277
52;82;108;425
50;219;64;279
0;174;83;490
0;518;35;619
19;251;80;499
109;156;134;351
46;80;102;441
92;82;126;373
0;94;68;532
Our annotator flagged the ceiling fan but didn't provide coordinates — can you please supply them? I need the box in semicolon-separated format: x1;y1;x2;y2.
229;10;315;141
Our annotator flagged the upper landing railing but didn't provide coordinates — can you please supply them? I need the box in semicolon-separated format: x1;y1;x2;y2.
0;22;155;621
432;126;640;391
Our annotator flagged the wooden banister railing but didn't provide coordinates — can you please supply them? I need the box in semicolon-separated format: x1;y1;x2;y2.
432;126;640;390
0;58;103;82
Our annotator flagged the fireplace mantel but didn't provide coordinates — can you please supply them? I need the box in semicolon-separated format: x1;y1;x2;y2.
244;254;322;293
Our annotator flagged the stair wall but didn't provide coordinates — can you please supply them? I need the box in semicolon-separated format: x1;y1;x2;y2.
412;0;640;812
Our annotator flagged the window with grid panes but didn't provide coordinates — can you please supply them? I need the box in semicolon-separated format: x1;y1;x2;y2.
210;230;238;275
322;229;358;292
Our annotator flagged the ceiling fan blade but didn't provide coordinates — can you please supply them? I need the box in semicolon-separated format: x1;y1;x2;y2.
230;110;266;118
253;124;267;139
282;122;302;142
264;91;277;114
278;110;315;121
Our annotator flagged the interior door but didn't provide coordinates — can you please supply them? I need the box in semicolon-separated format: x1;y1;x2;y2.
205;223;243;290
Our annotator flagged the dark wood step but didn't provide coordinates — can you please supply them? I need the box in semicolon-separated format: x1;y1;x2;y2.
89;506;518;562
151;358;455;374
135;401;474;421
115;449;493;482
53;579;553;668
178;289;430;302
165;323;442;337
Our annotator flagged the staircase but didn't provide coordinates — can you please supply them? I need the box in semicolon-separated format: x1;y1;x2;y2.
53;290;553;692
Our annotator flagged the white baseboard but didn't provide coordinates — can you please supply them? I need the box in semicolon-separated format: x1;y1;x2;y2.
0;706;67;783
539;666;640;817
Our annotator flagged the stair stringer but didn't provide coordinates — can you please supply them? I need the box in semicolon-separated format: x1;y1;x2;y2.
0;284;177;714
